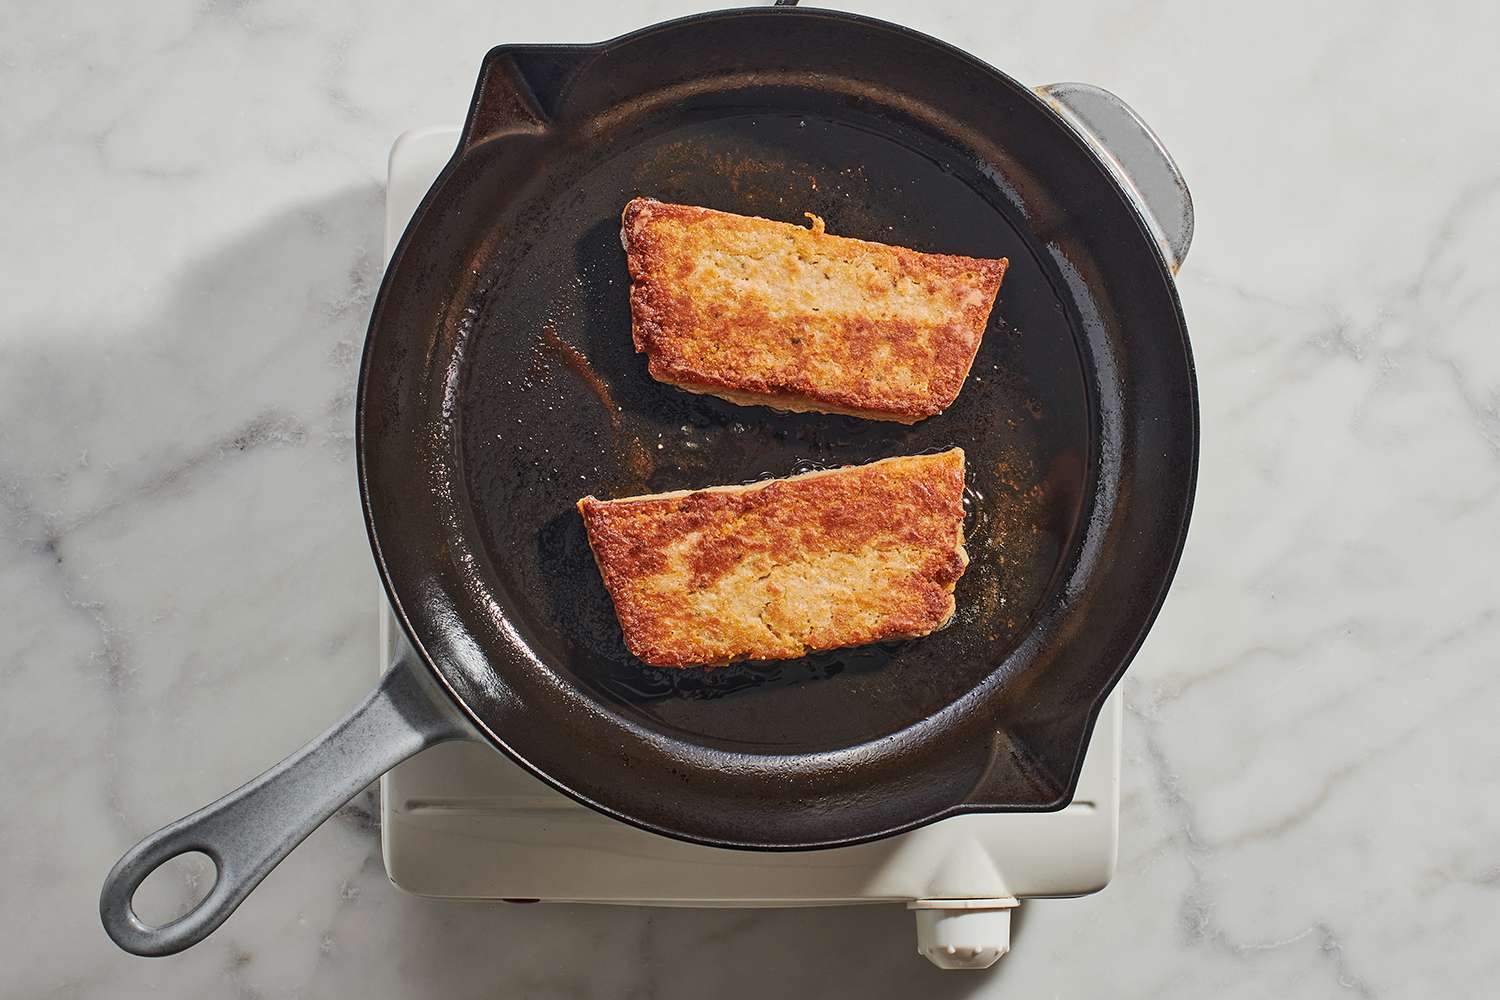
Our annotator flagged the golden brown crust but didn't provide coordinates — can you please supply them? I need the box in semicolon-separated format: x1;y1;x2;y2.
621;198;1007;424
577;450;968;667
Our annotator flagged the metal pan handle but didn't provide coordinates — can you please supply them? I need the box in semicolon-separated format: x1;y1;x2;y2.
99;647;469;956
1037;82;1194;273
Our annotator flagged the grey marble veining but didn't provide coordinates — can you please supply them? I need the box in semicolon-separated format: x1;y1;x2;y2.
2;0;1498;996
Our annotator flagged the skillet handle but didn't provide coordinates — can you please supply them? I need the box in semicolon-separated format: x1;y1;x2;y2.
1037;82;1194;273
99;647;469;956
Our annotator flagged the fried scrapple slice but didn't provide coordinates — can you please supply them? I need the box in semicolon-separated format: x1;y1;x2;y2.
621;198;1007;423
576;449;968;667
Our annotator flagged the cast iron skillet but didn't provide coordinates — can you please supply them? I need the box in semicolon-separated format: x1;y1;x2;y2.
101;5;1197;957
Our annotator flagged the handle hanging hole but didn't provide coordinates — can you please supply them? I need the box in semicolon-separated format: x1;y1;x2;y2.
130;851;219;928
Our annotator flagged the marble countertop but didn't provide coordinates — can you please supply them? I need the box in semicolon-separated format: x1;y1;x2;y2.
3;1;1497;995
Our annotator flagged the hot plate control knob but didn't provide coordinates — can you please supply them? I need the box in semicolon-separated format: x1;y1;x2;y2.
909;898;1018;970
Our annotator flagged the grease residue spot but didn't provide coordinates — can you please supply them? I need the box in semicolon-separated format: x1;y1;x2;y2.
539;324;653;487
541;325;620;427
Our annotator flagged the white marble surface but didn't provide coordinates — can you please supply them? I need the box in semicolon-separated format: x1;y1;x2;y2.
2;0;1497;995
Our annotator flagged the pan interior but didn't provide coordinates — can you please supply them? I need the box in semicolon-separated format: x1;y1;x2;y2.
457;103;1092;754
